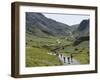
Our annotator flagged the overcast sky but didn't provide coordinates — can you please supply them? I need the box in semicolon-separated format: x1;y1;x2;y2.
43;13;90;26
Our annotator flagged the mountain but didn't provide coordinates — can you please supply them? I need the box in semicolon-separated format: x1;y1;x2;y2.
26;12;90;45
73;19;90;45
26;12;72;37
71;24;79;32
77;19;89;37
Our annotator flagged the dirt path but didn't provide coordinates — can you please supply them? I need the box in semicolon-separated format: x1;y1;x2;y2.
58;54;80;65
47;52;80;65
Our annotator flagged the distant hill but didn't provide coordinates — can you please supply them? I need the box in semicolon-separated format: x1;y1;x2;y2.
26;12;90;45
26;12;72;37
71;24;79;32
73;19;90;45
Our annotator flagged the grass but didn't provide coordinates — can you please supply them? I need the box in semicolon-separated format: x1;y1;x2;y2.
26;34;90;67
59;41;89;64
73;41;89;64
74;52;89;64
26;47;62;67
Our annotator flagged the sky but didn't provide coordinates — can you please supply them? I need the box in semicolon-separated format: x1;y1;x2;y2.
43;13;90;26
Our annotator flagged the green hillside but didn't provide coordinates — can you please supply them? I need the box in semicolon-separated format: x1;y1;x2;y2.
26;33;89;67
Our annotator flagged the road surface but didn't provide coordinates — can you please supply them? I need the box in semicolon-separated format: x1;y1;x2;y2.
58;54;80;65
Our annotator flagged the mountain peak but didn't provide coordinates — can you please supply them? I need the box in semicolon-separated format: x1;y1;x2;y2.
77;19;89;31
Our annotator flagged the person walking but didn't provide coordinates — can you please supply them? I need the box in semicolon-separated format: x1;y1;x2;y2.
67;57;70;64
70;54;73;63
63;56;66;63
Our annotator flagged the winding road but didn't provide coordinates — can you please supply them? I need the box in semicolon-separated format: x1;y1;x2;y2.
58;54;80;65
47;52;80;65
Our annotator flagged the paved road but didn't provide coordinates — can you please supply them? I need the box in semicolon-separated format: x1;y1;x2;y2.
58;54;80;65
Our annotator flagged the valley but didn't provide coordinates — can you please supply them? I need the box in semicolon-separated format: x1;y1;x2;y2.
25;12;90;67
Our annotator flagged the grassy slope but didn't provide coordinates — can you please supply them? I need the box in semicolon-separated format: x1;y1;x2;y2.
26;34;63;67
26;33;89;67
73;41;89;64
59;41;89;64
26;47;62;67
